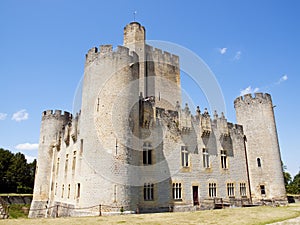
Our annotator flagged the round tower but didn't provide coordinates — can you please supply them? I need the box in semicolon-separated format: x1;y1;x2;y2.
234;93;286;204
29;110;71;218
80;44;140;211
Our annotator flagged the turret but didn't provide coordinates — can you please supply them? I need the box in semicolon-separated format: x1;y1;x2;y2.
123;22;181;111
234;93;286;204
123;22;146;98
29;110;71;218
123;22;145;46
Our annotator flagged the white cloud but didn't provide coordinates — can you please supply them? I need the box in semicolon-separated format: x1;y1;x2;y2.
282;75;288;81
276;74;288;84
240;86;259;96
0;113;7;120
234;51;242;60
24;155;36;163
12;109;29;122
219;47;227;55
15;143;39;150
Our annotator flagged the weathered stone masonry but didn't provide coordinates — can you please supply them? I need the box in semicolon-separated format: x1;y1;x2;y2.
29;22;286;218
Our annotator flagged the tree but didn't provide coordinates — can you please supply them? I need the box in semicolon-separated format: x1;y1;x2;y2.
282;162;292;191
28;159;37;191
282;162;300;194
6;152;31;193
284;171;292;186
0;149;14;193
0;148;36;193
289;171;300;194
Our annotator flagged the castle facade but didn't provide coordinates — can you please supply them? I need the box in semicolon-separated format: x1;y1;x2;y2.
29;22;286;218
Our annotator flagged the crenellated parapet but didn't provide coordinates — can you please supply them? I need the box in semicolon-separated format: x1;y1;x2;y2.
161;103;243;137
123;22;145;45
227;123;244;136
41;110;80;148
193;106;243;138
234;93;272;108
85;45;139;67
145;45;179;67
42;110;72;122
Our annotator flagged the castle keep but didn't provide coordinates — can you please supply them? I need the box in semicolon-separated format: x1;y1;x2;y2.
29;22;286;218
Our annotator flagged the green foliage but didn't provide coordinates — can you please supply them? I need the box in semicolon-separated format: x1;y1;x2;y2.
282;163;300;194
0;148;36;194
288;171;300;194
284;171;292;186
8;204;31;219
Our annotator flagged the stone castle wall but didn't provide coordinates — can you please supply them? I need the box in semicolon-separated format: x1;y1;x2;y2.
234;93;286;203
29;22;286;218
29;110;72;218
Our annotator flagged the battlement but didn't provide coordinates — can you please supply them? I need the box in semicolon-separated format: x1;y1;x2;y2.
85;45;139;65
42;109;72;121
145;45;179;66
234;93;272;107
124;22;145;33
123;22;145;45
227;122;244;134
100;45;113;55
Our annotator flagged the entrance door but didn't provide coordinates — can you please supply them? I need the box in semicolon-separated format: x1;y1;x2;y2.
192;186;199;206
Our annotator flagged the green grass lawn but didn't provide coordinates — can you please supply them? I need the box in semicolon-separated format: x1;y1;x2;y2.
1;203;300;225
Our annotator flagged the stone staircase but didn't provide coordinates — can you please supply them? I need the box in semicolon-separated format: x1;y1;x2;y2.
0;197;8;219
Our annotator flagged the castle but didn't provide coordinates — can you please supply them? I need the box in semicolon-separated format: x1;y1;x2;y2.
29;22;286;218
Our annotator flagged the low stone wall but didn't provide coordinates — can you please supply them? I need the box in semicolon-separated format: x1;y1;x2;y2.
0;195;32;205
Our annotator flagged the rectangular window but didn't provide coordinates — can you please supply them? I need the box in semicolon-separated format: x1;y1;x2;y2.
144;183;154;201
80;139;83;155
77;183;80;199
55;183;57;195
65;154;69;174
172;183;182;200
209;183;217;198
72;151;77;172
203;148;209;168
67;184;71;199
221;150;227;169
227;183;235;197
143;142;152;165
181;146;189;167
114;185;117;202
240;183;247;197
56;158;60;176
61;185;64;198
260;185;266;195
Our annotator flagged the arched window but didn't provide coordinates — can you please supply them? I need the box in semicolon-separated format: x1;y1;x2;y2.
257;158;262;167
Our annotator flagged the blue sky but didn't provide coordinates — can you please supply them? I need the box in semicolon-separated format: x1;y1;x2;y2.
0;0;299;176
